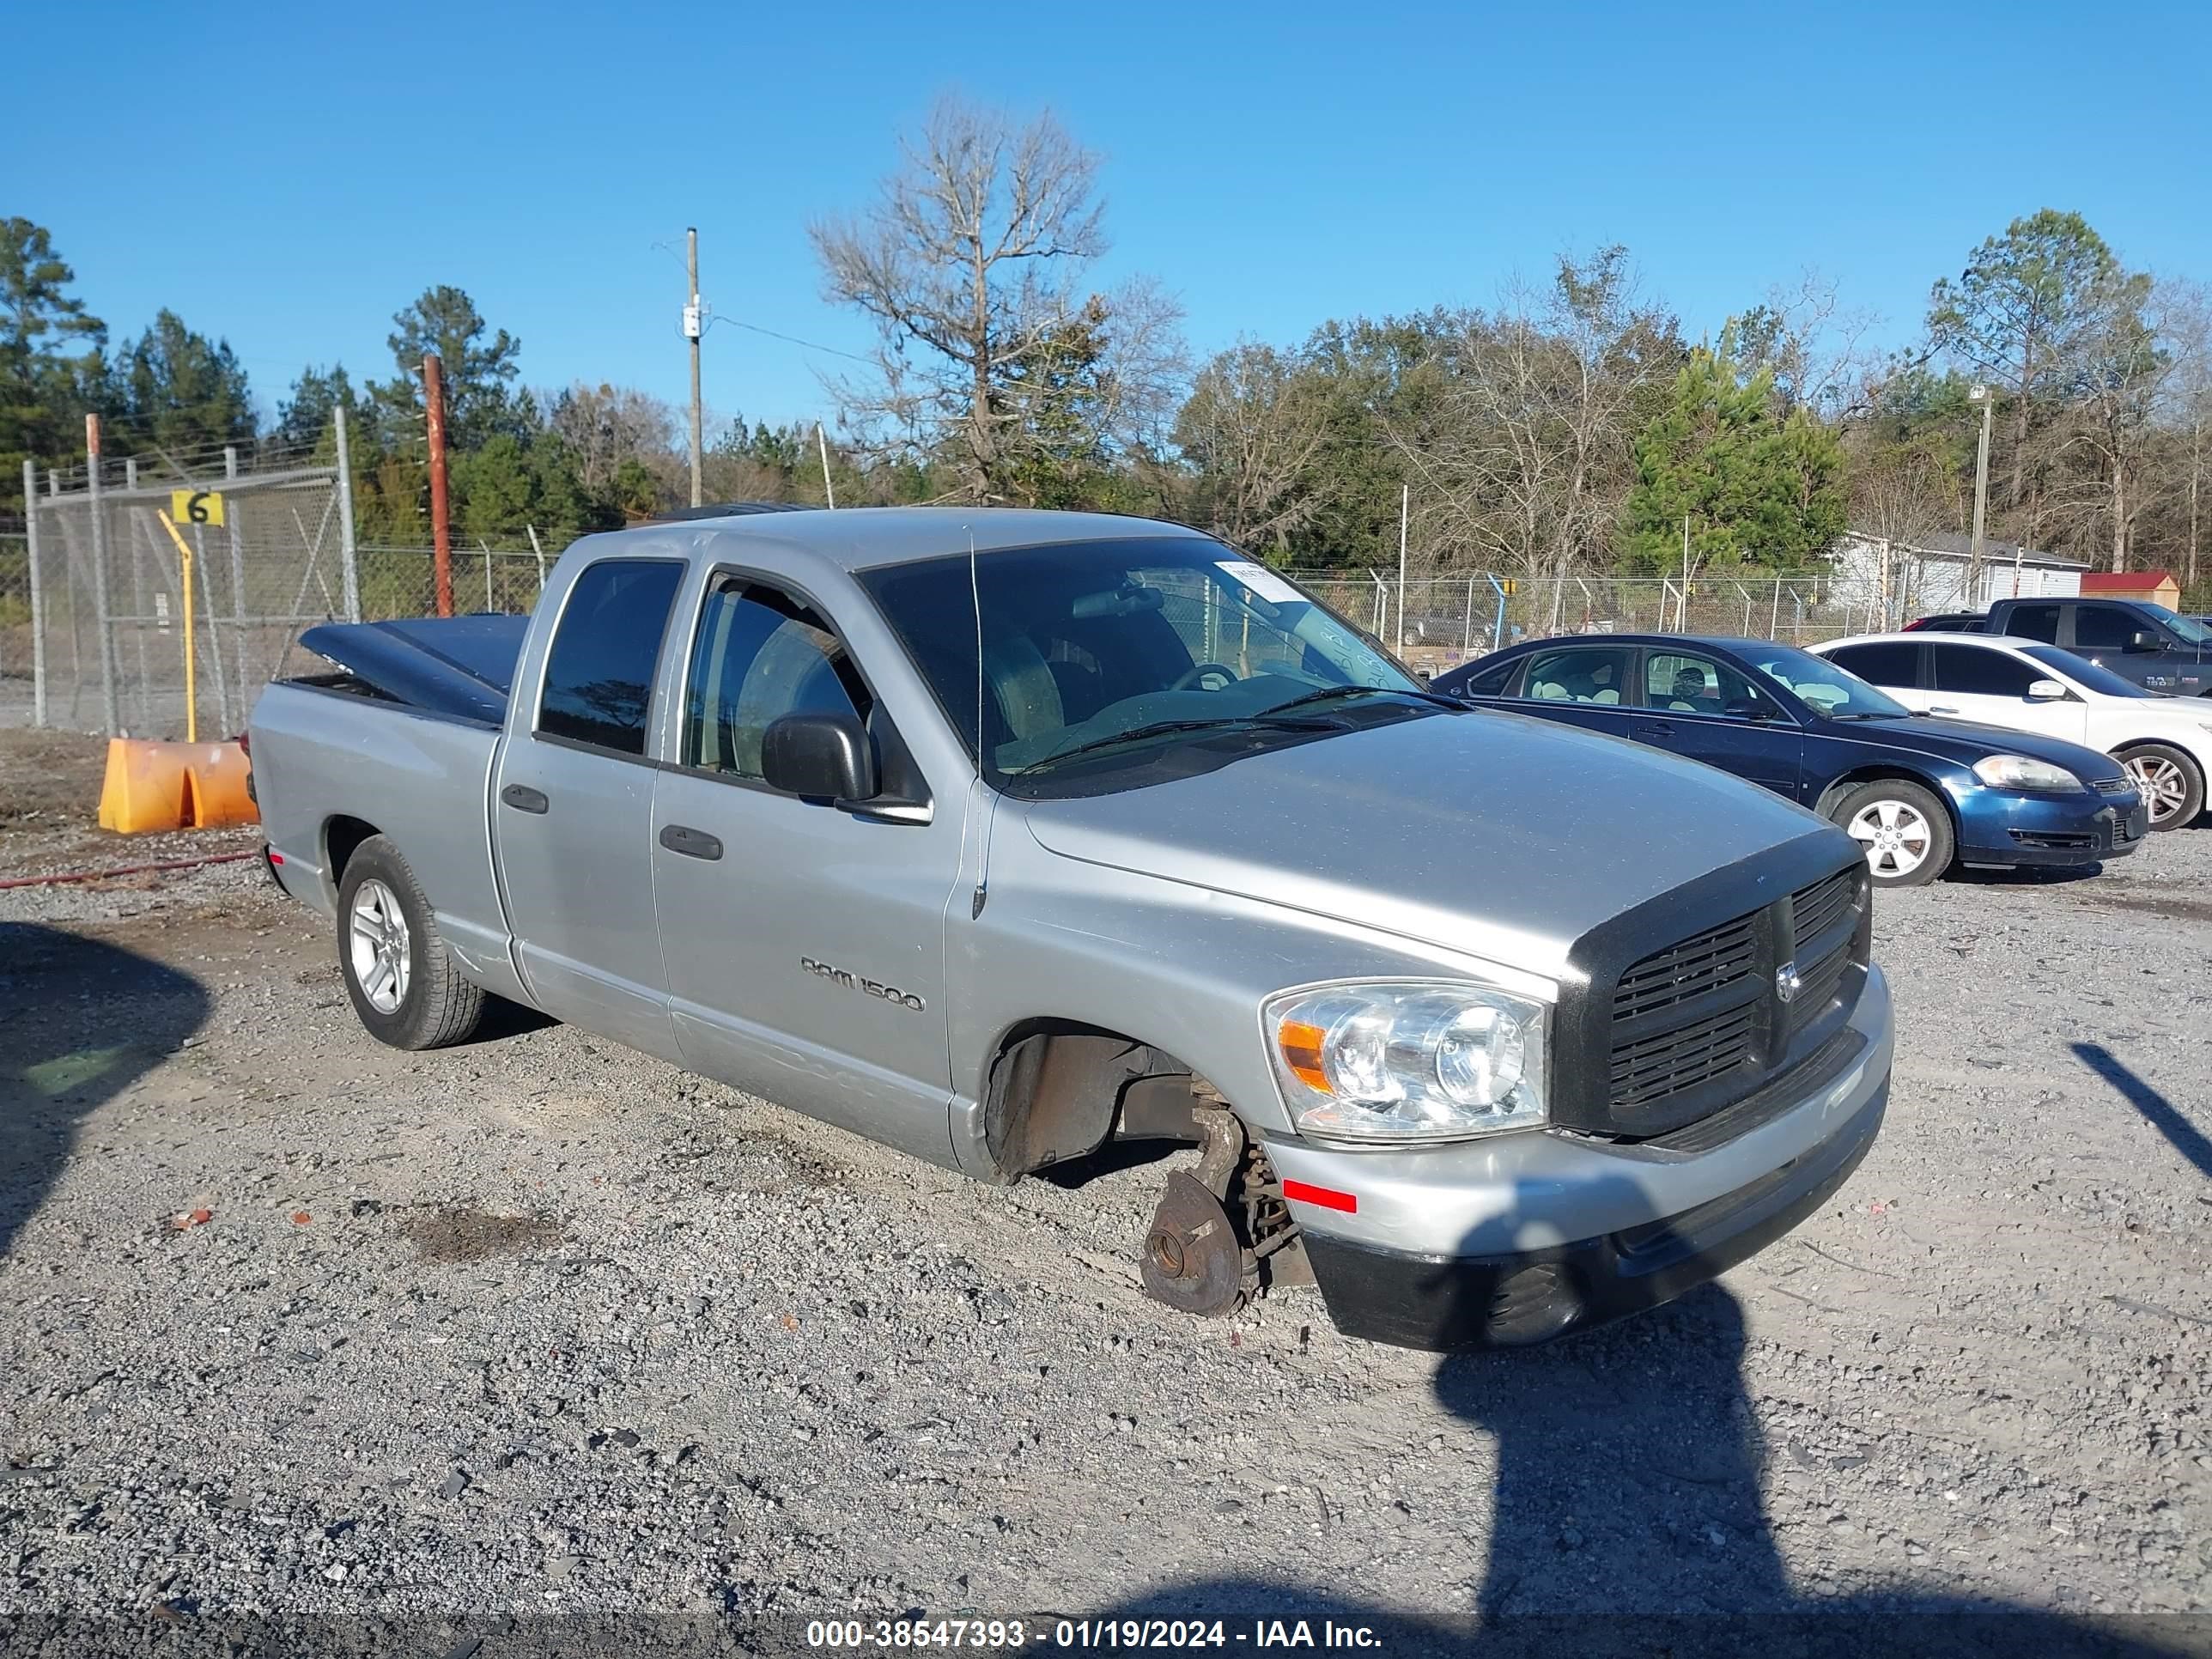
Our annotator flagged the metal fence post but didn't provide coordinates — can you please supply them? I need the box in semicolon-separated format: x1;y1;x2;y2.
23;459;46;726
334;404;362;623
1463;575;1475;655
85;426;118;736
225;446;249;712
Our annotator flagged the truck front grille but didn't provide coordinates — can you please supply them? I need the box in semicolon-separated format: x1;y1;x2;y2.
1610;1001;1759;1107
1577;859;1870;1139
1790;868;1856;951
1612;914;1757;1022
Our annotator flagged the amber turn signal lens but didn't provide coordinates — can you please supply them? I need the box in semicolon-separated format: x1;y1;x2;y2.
1277;1018;1330;1092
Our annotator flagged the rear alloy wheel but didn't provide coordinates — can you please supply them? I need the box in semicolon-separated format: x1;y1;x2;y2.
2118;743;2205;830
1831;779;1954;889
336;834;486;1049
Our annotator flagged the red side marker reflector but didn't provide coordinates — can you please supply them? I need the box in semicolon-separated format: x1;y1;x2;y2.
268;851;284;865
1282;1178;1357;1214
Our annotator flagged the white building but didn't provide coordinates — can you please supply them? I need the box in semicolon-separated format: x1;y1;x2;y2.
1830;531;2085;623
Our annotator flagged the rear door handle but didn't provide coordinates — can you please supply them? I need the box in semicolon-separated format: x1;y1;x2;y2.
500;784;549;814
659;823;724;861
1633;720;1672;738
1926;704;1958;714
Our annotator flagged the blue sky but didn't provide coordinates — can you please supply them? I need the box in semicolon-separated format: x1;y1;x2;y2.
15;0;2210;439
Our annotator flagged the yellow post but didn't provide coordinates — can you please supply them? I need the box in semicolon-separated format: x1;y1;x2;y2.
156;512;199;742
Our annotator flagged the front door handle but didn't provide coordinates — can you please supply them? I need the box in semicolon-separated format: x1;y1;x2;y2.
501;784;549;814
1926;704;1959;714
659;823;724;861
1633;720;1673;738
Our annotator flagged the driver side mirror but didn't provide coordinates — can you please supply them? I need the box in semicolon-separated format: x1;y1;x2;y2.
2026;678;2068;702
2124;629;2162;653
762;711;878;804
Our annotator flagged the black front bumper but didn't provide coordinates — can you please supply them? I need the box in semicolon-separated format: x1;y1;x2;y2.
1304;1082;1887;1352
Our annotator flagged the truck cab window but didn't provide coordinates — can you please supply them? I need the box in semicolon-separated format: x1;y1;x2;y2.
684;580;872;778
538;558;684;755
2004;604;2061;643
2071;605;2140;649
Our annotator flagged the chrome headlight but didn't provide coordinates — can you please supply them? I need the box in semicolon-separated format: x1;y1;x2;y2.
1264;980;1548;1144
1972;754;2085;793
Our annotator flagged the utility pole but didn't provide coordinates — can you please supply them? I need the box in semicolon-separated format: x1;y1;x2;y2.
1966;384;1993;610
685;228;704;508
424;353;453;617
816;422;837;508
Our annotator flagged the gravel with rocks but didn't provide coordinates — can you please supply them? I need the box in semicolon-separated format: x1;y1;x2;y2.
2;812;2209;1655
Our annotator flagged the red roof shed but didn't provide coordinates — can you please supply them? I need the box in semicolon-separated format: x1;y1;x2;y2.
2080;571;2181;610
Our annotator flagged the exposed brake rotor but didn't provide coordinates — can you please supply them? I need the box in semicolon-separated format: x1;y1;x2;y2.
1140;1172;1250;1316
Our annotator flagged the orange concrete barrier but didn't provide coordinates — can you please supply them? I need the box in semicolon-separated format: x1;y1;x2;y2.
97;738;259;834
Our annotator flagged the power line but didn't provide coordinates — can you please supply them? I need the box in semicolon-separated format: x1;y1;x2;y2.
709;317;875;366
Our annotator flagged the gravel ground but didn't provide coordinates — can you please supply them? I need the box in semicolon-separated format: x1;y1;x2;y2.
3;766;2210;1656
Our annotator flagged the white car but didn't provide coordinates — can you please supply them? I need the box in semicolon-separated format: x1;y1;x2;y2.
1812;632;2211;830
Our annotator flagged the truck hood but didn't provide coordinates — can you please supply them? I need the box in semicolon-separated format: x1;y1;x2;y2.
1020;708;1839;979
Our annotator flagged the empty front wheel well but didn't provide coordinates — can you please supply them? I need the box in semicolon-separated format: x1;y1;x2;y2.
982;1021;1200;1182
324;815;381;886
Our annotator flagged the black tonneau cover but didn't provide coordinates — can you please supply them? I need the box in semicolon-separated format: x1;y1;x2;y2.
296;615;531;726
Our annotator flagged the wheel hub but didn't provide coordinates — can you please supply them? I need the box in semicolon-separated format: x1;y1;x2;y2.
348;878;412;1014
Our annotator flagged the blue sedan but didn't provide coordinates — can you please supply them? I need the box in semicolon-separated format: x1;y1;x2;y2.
1433;635;2148;886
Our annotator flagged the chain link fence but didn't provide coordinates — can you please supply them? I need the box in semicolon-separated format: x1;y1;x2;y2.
356;545;548;623
18;451;358;738
1;528;33;725
1285;571;1874;672
7;478;1884;738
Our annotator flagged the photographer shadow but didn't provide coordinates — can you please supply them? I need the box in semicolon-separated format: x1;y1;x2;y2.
1094;1258;2195;1656
0;923;211;1263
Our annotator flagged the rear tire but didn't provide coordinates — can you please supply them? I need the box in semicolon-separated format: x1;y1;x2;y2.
2117;742;2204;830
1829;779;1954;888
337;835;486;1049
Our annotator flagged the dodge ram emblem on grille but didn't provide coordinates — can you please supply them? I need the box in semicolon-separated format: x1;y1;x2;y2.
1775;961;1802;1004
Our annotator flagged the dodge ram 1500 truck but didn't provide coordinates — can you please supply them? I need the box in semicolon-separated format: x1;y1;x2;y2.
1919;596;2212;694
248;508;1893;1350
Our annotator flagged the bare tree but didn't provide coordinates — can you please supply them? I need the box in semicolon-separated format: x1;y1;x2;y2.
811;96;1179;503
1389;249;1677;617
1175;341;1330;553
1728;270;1879;416
547;382;677;493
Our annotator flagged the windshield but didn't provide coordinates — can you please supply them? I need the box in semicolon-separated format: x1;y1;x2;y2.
859;537;1426;793
2021;644;2153;698
1743;643;1911;720
2141;604;2212;647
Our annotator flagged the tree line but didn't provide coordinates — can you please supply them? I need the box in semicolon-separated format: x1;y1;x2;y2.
5;98;2207;596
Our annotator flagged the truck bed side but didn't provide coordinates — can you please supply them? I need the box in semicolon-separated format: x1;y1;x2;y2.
249;680;527;1005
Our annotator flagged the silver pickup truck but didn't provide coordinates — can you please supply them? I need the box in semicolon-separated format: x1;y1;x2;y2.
248;507;1893;1349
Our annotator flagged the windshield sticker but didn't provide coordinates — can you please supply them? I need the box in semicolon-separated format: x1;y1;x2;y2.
1215;560;1304;606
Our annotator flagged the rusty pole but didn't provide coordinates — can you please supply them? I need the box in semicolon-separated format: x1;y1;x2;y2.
423;351;453;617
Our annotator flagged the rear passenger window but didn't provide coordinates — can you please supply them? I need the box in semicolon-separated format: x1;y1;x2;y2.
2004;605;2061;643
538;559;684;756
1828;641;1920;688
1455;659;1519;697
1519;646;1635;705
683;579;872;779
1932;643;2039;696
